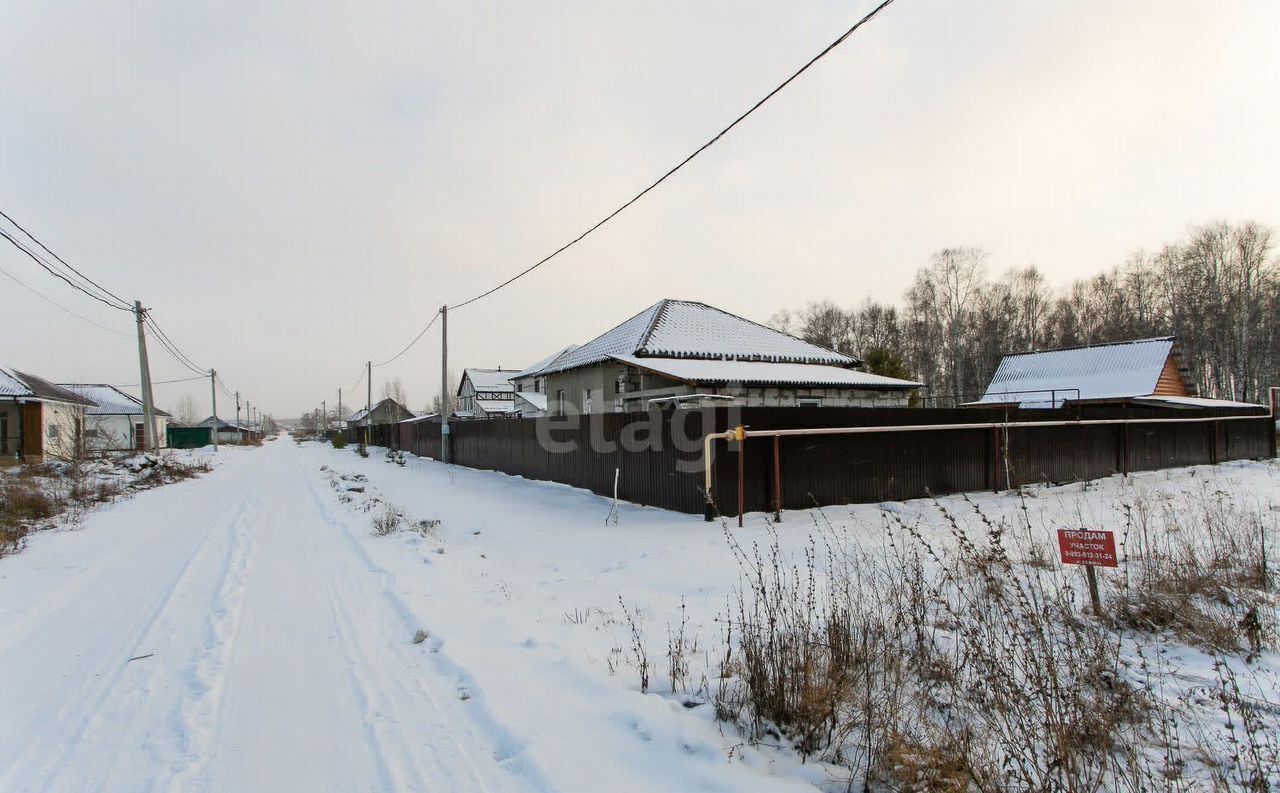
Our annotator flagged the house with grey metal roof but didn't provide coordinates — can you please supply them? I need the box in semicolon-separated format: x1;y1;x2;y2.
521;299;921;414
1;367;97;461
59;384;173;451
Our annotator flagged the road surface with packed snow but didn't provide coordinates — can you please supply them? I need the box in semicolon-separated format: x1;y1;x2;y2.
5;435;1276;792
0;436;823;793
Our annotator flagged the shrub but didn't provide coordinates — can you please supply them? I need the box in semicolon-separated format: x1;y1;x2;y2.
371;504;402;536
332;434;348;449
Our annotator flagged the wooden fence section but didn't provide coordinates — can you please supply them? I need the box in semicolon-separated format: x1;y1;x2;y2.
383;406;1274;516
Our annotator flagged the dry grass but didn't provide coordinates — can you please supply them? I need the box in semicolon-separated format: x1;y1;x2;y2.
704;486;1280;791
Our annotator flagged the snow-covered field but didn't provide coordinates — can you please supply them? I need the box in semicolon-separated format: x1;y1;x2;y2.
1;435;1276;792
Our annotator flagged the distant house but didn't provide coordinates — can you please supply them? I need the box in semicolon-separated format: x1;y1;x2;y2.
456;369;521;419
522;299;921;414
60;384;172;451
0;367;96;461
347;398;415;431
196;416;254;443
509;345;579;418
973;336;1259;409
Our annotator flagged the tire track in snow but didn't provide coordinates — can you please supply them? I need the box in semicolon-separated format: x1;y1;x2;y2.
162;490;262;793
301;462;560;793
0;476;255;793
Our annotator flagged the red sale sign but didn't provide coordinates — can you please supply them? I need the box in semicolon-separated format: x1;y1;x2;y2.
1057;529;1118;568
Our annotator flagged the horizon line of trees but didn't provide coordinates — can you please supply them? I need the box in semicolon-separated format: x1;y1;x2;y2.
768;221;1278;403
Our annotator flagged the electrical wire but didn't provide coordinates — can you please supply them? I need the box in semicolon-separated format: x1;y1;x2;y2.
0;207;132;309
144;310;209;375
146;323;208;377
0;226;132;312
113;374;207;388
0;262;131;337
445;0;897;313
373;309;441;367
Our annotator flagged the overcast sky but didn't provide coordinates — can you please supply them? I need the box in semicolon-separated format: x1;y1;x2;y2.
2;1;1277;418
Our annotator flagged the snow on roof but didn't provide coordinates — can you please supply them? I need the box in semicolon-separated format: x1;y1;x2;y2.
1130;396;1265;410
59;384;173;417
537;300;854;376
976;337;1176;407
511;345;580;381
461;368;518;393
612;356;921;388
476;399;521;415
0;367;96;405
515;391;548;411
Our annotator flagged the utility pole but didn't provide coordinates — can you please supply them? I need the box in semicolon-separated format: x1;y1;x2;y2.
133;301;159;452
338;387;343;440
365;360;372;446
440;304;450;463
236;392;242;444
322;400;327;435
210;369;219;451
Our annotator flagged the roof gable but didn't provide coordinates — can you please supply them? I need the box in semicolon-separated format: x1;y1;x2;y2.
539;299;854;376
461;368;518;394
978;337;1177;405
0;367;96;406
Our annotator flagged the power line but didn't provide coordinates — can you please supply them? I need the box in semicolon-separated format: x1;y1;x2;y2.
445;0;897;313
0;226;132;312
146;322;207;377
0;262;131;338
0;207;132;309
373;309;441;367
113;374;207;388
145;310;209;375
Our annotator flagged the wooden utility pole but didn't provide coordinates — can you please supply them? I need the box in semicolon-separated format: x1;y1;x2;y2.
322;400;327;434
236;392;242;444
365;360;372;446
210;369;219;451
338;387;343;438
440;305;450;463
133;301;159;452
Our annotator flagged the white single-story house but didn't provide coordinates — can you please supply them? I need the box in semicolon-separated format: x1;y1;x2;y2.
60;384;171;451
1;367;96;462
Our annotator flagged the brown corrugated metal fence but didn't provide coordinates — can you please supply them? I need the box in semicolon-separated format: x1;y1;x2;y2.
379;406;1274;516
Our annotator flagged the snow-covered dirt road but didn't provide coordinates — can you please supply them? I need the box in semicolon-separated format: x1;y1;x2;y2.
0;439;554;793
8;435;1273;792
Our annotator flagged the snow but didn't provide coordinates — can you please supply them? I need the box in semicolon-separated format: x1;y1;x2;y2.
0;367;28;397
58;383;172;416
976;336;1175;406
464;368;520;393
611;354;921;387
537;299;853;376
1132;395;1266;409
1;435;1276;791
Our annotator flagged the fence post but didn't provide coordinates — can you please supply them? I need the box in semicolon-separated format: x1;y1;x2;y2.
992;426;1002;494
772;435;782;523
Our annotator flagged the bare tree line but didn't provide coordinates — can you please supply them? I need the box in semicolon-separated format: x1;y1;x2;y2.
769;221;1279;403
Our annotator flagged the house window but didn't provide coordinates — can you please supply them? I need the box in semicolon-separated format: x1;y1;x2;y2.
557;390;566;415
797;398;823;408
47;423;60;439
582;388;593;415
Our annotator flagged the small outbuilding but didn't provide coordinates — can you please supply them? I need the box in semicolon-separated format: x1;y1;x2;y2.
973;337;1261;409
